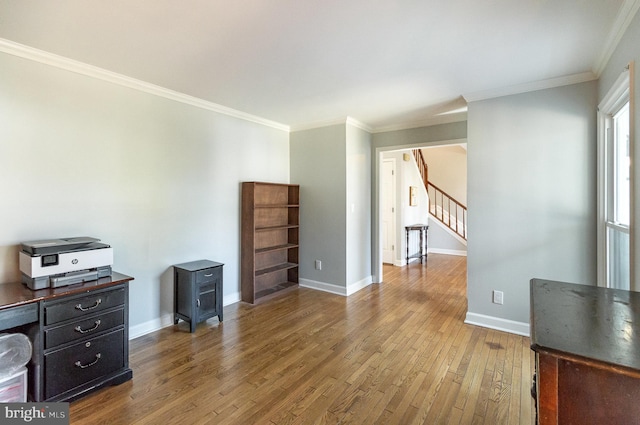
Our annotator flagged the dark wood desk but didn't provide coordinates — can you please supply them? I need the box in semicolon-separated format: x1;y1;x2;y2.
530;279;640;425
0;272;134;401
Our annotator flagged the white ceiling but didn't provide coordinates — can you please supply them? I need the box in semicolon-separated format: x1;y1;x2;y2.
0;0;636;131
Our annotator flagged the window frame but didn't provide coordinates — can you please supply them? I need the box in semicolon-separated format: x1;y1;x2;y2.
597;67;632;289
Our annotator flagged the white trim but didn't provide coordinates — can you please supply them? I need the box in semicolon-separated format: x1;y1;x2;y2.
0;38;290;132
224;292;242;307
291;112;467;134
299;276;373;296
597;107;609;288
300;278;347;296
463;71;597;103
346;116;373;132
464;312;530;337
599;69;631;112
128;292;241;340
382;157;397;265
129;313;175;340
290;116;373;133
371;112;467;134
427;248;467;257
597;68;632;287
346;276;373;295
593;0;640;76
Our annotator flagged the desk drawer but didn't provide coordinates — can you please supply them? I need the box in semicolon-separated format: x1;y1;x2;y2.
0;303;38;331
44;288;125;325
44;328;125;399
44;308;124;349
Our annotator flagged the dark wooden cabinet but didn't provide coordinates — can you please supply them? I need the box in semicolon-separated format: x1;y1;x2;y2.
530;279;640;425
241;182;299;303
0;272;134;402
174;260;223;332
34;280;132;401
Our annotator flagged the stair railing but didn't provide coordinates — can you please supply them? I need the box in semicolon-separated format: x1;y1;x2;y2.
412;149;467;240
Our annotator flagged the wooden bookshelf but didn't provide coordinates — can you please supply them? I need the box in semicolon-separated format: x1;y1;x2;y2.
241;182;299;303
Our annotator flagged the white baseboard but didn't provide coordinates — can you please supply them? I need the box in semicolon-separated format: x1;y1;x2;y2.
464;312;530;337
224;292;241;306
427;248;467;257
129;313;175;340
129;292;242;340
390;251;466;266
299;276;373;296
346;276;373;295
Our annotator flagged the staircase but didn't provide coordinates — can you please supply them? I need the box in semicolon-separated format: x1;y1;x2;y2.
412;149;467;240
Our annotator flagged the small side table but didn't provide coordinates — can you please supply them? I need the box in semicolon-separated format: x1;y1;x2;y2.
405;224;428;264
174;260;223;333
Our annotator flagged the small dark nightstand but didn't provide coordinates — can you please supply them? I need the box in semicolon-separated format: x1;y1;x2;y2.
173;260;223;333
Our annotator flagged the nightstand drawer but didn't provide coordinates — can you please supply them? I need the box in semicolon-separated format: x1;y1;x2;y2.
44;288;125;325
44;328;125;399
195;267;220;284
44;308;125;349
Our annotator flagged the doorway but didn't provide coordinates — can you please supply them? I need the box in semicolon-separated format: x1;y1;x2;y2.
376;140;467;281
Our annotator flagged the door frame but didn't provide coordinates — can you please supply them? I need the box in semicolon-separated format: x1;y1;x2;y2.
382;158;397;264
373;138;467;283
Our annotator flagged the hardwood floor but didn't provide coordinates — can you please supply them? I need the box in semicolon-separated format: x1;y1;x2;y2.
69;254;535;424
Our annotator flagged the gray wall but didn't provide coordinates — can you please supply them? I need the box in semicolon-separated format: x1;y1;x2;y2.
466;81;598;327
346;124;372;285
290;124;348;287
0;51;290;336
290;122;373;292
598;10;640;290
428;221;467;253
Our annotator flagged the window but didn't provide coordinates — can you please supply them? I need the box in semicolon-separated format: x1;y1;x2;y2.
598;66;632;290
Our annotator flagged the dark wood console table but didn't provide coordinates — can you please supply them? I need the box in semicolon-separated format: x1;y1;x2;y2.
530;279;640;425
405;224;428;264
0;272;134;402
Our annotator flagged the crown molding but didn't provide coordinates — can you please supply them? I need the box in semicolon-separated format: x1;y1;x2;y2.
346;116;373;132
289;117;347;132
0;38;290;132
291;112;468;134
462;71;597;103
290;116;372;133
370;111;467;134
593;0;640;76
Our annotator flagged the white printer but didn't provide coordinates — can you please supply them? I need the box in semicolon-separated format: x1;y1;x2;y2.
19;237;113;290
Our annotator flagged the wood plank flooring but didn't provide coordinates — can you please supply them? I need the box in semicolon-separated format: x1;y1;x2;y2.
69;254;535;424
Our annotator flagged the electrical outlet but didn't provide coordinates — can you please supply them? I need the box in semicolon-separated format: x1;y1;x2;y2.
493;290;504;305
315;260;322;270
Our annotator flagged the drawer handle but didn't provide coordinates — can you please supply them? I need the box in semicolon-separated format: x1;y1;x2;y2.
75;298;102;311
203;273;213;277
75;353;101;369
75;320;101;334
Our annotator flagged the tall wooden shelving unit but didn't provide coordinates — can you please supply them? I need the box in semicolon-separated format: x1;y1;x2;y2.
241;182;299;303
